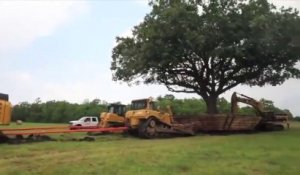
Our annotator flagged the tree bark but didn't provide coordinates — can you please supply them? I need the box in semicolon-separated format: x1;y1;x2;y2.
204;96;218;114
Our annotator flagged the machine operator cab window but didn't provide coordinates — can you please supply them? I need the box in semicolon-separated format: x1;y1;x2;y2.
131;100;147;110
108;104;126;117
109;106;115;113
148;97;157;110
149;101;157;110
131;98;157;110
117;105;126;117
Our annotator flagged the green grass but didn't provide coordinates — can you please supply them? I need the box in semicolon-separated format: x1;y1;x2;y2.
0;122;300;175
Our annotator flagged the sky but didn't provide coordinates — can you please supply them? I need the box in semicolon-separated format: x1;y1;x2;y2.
1;0;300;116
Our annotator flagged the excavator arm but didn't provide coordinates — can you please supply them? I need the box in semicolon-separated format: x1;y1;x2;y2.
231;92;289;130
231;92;265;117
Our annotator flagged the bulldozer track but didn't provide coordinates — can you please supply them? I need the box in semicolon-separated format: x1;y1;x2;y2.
137;117;195;139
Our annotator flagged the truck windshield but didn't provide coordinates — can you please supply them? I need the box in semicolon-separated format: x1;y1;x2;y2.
79;117;86;121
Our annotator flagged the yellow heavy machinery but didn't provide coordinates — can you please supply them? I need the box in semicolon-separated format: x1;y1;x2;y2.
231;92;289;131
0;93;12;125
99;104;126;128
125;98;194;138
0;93;12;142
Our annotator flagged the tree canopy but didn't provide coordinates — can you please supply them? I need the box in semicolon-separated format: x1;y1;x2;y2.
111;0;300;113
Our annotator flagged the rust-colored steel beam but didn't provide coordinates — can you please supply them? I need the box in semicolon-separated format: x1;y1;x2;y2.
0;126;67;131
2;127;128;136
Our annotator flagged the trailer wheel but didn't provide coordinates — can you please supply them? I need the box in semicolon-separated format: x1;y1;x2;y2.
0;134;9;143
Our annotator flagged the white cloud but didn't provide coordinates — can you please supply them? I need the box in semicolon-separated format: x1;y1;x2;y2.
270;0;300;10
120;28;134;38
0;1;89;56
134;0;149;6
112;28;133;47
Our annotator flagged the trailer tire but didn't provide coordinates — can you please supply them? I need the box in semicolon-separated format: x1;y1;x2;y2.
0;134;9;143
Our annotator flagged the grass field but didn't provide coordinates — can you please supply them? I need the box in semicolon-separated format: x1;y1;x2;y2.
0;122;300;175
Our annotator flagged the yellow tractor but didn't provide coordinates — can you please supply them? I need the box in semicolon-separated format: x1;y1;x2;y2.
99;104;126;128
0;93;12;125
125;98;194;138
0;93;12;142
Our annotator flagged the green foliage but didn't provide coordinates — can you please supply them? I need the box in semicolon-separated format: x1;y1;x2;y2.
156;94;289;116
111;0;300;113
157;96;207;116
282;109;294;119
12;99;107;123
260;98;281;112
239;106;257;115
217;97;231;113
260;98;294;118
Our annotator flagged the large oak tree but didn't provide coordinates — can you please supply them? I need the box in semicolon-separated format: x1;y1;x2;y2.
111;0;300;114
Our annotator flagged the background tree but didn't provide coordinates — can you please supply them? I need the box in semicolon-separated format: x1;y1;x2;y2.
294;116;300;121
111;0;300;113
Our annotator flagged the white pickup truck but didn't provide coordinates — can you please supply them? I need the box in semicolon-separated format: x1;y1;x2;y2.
69;116;99;128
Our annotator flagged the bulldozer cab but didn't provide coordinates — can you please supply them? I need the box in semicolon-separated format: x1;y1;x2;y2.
99;104;126;128
131;98;156;110
108;104;126;117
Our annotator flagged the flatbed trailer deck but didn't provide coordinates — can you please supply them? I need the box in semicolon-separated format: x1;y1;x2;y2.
1;126;128;136
174;114;262;132
0;126;128;143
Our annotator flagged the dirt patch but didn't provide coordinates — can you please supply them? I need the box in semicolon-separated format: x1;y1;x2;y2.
0;134;96;144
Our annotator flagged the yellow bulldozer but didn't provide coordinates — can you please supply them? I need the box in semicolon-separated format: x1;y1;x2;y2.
0;93;12;142
99;103;126;128
0;93;12;125
125;98;194;138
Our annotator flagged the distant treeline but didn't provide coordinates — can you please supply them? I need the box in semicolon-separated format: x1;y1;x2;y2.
156;95;292;118
12;98;107;123
12;95;293;123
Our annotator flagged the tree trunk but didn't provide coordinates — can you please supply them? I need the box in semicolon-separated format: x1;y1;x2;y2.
204;96;218;114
